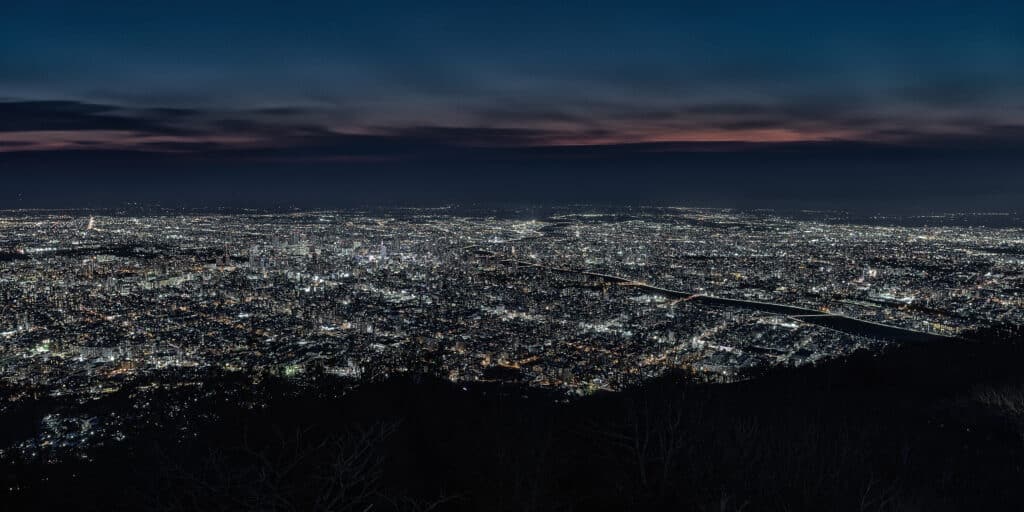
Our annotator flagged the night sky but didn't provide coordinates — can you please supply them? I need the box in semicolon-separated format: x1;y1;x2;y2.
2;1;1023;210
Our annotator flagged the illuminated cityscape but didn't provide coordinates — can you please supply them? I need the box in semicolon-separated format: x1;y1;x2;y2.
2;206;1021;463
5;1;1024;509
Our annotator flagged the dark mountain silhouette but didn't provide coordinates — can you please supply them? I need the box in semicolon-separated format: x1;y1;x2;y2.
3;331;1024;511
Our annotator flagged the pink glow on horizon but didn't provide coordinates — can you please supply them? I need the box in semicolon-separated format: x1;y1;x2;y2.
0;123;981;154
0;131;262;153
539;127;864;146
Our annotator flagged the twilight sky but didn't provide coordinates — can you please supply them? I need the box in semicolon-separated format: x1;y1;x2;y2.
2;1;1024;210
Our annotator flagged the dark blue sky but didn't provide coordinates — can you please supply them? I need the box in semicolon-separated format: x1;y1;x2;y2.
2;1;1023;210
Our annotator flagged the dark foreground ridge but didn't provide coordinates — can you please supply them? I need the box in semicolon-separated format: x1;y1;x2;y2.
3;334;1024;512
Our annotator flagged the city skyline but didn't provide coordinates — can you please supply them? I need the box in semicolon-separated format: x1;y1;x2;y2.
4;4;1024;510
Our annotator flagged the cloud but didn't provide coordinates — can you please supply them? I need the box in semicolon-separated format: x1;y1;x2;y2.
381;126;559;147
0;140;35;148
3;96;1024;161
0;100;199;135
0;100;349;152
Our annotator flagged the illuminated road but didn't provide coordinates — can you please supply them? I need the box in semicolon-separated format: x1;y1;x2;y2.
470;247;959;344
